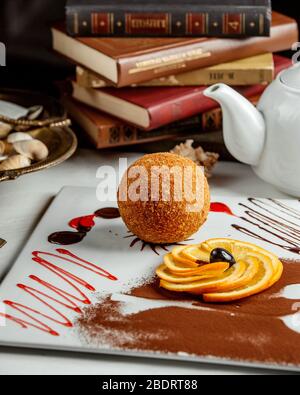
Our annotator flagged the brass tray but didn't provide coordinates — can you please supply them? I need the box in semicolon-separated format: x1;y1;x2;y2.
0;89;77;182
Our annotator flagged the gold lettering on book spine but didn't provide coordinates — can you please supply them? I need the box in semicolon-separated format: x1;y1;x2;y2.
125;13;170;34
259;14;264;35
131;19;167;29
223;13;244;35
129;49;212;75
73;12;79;34
205;13;209;34
110;13;114;34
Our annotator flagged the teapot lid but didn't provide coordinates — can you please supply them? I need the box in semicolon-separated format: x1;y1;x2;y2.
280;63;300;90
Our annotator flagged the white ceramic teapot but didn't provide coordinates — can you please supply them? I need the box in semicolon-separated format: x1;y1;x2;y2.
204;63;300;197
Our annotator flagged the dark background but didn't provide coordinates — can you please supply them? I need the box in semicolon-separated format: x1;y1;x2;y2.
0;0;299;94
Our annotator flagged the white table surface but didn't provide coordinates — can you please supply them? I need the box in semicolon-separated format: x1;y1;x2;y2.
0;149;292;375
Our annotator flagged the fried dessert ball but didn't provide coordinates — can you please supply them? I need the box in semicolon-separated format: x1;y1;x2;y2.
118;153;210;244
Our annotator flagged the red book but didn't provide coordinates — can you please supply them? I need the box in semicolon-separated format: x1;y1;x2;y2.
72;55;291;131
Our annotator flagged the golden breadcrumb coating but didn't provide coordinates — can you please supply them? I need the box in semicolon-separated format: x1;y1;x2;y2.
118;153;210;244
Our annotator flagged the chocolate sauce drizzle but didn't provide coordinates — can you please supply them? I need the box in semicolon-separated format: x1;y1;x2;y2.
232;198;300;255
49;198;300;256
95;208;121;219
48;231;87;246
48;208;121;246
124;232;192;256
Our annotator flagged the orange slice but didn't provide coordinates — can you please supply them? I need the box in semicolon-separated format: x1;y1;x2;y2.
201;239;234;254
200;238;283;283
164;253;229;276
203;254;278;302
156;238;283;303
268;258;284;287
163;253;196;274
194;257;259;294
160;260;246;293
171;246;199;267
156;264;221;284
181;245;210;263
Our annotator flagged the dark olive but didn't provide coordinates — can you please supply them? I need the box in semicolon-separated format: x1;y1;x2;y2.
210;248;236;267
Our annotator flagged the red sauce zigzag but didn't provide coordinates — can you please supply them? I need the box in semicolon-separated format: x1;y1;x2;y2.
0;249;117;337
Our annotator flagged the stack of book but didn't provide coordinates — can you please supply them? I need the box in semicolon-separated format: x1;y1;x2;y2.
52;0;298;152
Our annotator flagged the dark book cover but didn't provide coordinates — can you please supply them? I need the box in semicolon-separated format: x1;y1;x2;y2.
66;0;271;37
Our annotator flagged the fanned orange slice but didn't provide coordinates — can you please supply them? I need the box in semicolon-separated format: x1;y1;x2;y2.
267;257;284;287
156;264;221;284
160;260;246;293
201;239;234;254
193;257;259;294
171;246;199;267
203;254;279;302
181;245;210;263
156;238;283;303
164;253;229;276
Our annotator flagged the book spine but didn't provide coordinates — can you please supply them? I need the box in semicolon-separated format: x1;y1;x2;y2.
76;65;274;88
195;69;274;86
96;116;206;149
66;6;271;38
96;92;261;148
146;84;267;130
117;19;297;87
134;67;274;86
146;56;289;130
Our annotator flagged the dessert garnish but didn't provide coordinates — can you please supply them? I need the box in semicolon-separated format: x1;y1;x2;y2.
156;238;283;302
48;207;121;245
118;153;211;244
210;248;236;268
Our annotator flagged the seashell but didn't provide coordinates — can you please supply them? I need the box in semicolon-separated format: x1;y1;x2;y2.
0;122;12;138
0;140;14;156
0;154;31;171
7;132;33;144
13;139;49;161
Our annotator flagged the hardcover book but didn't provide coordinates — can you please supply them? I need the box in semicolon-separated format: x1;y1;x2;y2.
63;98;210;149
71;55;290;131
66;0;272;38
52;12;298;87
64;95;260;149
76;53;275;88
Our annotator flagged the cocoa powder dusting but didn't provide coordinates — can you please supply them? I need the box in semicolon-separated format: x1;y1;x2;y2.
76;260;300;368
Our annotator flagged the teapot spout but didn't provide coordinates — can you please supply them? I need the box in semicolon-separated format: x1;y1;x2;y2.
204;84;266;166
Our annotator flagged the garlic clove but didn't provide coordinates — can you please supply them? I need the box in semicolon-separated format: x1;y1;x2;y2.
0;154;31;171
13;139;49;161
0;140;14;156
7;132;33;144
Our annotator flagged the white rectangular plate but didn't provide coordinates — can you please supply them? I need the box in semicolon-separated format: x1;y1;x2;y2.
1;187;300;372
